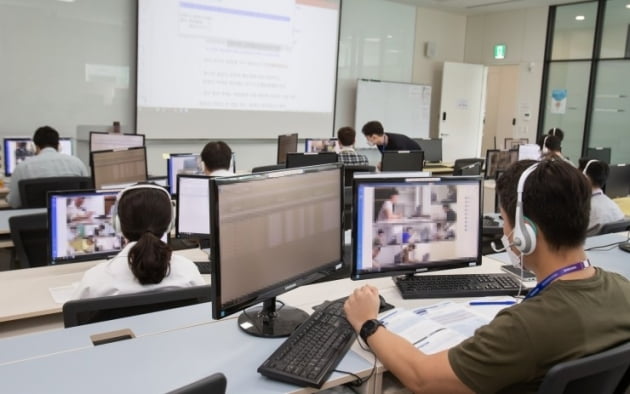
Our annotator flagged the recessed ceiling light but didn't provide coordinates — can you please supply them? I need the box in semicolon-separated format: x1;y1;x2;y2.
575;15;585;21
626;4;630;8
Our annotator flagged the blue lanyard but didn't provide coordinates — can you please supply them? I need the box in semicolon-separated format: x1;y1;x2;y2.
525;260;591;299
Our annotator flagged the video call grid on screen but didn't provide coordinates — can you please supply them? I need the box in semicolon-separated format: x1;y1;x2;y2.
212;166;342;315
4;138;73;176
167;154;203;195
176;175;211;237
89;132;145;152
304;138;338;153
49;190;123;264
91;148;148;190
485;149;518;179
353;176;481;278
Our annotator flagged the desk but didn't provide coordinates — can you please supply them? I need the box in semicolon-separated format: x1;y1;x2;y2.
614;197;630;216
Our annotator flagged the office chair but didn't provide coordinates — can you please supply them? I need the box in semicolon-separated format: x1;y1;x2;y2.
598;219;630;235
62;284;212;328
251;164;285;173
167;372;227;394
18;176;92;208
9;212;48;269
537;342;630;394
453;158;484;176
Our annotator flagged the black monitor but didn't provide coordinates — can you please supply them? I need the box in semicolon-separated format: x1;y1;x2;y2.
586;147;611;164
91;147;148;190
4;137;73;176
48;190;123;264
210;164;344;337
381;150;424;172
414;139;442;163
167;153;203;195
304;138;338;153
484;149;518;179
276;133;298;164
605;164;630;199
89;132;145;152
453;158;484;176
176;174;212;239
351;173;482;280
285;152;338;168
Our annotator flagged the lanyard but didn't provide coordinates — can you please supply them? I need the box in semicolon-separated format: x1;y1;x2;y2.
525;260;591;299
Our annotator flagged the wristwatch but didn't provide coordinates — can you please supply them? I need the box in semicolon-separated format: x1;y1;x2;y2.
359;319;385;343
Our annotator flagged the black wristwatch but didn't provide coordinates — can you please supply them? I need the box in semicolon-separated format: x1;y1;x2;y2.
359;319;384;343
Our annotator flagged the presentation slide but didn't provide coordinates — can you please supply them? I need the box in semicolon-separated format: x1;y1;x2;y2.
137;0;341;139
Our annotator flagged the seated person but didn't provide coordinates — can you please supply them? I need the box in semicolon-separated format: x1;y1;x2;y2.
201;141;234;177
546;127;564;142
377;189;402;221
7;126;89;208
540;134;574;166
344;159;630;393
337;126;369;166
579;158;625;235
72;184;204;299
66;197;94;222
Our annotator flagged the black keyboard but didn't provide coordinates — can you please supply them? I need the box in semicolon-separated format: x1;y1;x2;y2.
257;300;356;388
193;261;212;274
395;273;525;299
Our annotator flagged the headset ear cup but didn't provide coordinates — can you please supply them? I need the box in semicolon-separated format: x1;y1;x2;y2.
518;221;537;255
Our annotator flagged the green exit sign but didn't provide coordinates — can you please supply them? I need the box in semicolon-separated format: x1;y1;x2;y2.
494;44;507;59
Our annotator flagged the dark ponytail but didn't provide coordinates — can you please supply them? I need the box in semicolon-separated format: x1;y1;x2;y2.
128;232;172;284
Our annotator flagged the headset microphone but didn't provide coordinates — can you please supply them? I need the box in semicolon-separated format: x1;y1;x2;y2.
491;240;507;253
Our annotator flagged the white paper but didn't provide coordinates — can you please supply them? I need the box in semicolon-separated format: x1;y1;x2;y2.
49;283;78;304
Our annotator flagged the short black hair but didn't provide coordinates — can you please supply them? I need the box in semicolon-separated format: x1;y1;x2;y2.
362;121;384;137
497;159;590;250
33;126;59;149
337;126;356;147
542;135;561;152
201;141;232;172
578;157;609;188
547;127;565;142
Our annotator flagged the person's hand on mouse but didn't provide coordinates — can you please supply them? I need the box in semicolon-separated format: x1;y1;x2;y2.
344;285;380;333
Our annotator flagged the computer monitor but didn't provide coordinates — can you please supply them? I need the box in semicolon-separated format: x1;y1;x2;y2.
285;152;338;168
414;139;442;163
167;154;203;195
304;138;338;153
91;147;148;190
605;164;630;198
210;164;344;337
484;149;518;179
276;133;298;164
351;173;482;280
89;132;145;152
586;147;611;164
176;174;211;239
381;151;424;172
3;137;73;176
48;190;123;264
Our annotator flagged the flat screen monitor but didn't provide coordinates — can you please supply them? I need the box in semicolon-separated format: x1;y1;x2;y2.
414;139;442;163
485;149;518;179
91;147;148;190
4;137;73;176
167;154;203;195
48;190;123;264
605;164;630;198
89;132;145;152
381;150;424;172
176;174;212;238
277;133;298;164
586;147;611;164
210;164;344;337
285;152;338;168
304;138;338;153
351;173;481;280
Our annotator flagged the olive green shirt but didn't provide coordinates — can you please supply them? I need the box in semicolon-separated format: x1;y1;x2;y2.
448;268;630;394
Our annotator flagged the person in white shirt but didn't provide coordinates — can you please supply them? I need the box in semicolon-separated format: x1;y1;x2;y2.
579;158;625;235
7;126;89;208
201;140;235;177
72;184;204;299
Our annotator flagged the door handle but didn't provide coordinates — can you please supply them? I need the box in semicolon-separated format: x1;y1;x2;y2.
442;112;447;121
512;118;516;126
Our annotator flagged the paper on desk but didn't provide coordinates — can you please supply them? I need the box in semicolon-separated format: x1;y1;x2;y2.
49;283;78;304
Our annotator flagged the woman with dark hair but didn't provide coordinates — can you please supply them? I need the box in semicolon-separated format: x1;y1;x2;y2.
72;184;204;299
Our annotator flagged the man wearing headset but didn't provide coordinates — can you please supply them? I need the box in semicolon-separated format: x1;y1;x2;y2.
344;159;630;393
579;158;625;236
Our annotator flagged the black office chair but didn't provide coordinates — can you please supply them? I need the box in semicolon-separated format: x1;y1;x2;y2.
9;212;48;269
62;284;212;328
18;176;92;208
537;342;630;394
167;372;227;394
343;165;375;187
453;158;484;176
598;219;630;235
251;164;285;173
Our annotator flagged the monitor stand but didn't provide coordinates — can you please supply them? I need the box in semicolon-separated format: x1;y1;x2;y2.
238;297;309;338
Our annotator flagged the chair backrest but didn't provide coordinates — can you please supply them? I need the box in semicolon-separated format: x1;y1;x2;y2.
9;212;48;268
598;219;630;235
18;176;92;208
537;342;630;394
62;284;212;328
167;372;227;394
343;165;375;187
453;158;484;176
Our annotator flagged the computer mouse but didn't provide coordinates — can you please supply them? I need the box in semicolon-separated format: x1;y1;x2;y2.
619;241;630;254
378;294;395;313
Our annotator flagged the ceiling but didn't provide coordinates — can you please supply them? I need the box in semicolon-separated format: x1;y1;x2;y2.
387;0;584;15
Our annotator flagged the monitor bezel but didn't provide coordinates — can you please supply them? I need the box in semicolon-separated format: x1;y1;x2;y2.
166;153;198;196
484;149;519;180
3;137;73;177
175;173;212;239
276;133;298;165
285;151;339;169
350;173;483;280
585;147;612;164
209;163;345;320
90;147;148;190
381;150;425;172
88;131;145;153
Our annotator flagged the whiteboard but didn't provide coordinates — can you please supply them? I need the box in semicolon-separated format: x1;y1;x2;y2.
354;80;431;148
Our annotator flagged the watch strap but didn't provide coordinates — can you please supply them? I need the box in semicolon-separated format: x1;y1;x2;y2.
359;319;384;343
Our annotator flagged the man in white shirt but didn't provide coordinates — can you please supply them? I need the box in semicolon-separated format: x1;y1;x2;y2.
7;126;89;208
579;158;625;235
201;141;234;177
